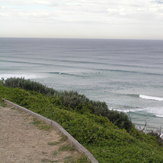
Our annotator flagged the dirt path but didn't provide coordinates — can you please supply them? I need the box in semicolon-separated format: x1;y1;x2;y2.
0;106;81;163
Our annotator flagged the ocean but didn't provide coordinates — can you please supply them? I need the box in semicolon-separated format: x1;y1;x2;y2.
0;38;163;128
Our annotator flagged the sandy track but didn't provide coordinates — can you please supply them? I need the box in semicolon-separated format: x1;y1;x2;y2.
0;106;80;163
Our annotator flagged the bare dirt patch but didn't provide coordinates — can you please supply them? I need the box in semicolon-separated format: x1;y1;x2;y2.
0;106;82;163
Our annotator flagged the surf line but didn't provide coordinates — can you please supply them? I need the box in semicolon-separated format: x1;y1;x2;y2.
139;95;163;101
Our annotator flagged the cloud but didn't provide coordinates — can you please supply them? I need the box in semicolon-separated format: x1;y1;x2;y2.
1;0;163;39
0;1;147;21
154;0;163;4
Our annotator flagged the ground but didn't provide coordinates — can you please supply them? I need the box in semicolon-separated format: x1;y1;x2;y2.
0;105;82;163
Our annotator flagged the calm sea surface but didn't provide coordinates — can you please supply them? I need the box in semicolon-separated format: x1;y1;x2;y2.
0;38;163;128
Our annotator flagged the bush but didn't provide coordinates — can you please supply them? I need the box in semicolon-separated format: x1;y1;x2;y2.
4;78;132;131
148;131;163;146
4;77;58;95
0;85;163;163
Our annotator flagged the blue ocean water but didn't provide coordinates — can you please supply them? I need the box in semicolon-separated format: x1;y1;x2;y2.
0;38;163;128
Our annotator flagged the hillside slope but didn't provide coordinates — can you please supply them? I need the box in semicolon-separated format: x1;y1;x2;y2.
0;81;163;163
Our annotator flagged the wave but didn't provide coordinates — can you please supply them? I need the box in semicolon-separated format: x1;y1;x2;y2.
1;59;163;77
139;95;163;101
0;59;94;70
116;108;144;113
0;59;52;66
0;74;39;79
124;94;139;97
117;107;163;118
156;114;163;118
102;69;163;76
48;72;84;77
124;94;163;102
144;107;163;118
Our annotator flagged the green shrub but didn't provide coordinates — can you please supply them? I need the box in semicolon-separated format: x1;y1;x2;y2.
147;131;163;146
3;78;132;131
0;85;163;163
4;77;58;95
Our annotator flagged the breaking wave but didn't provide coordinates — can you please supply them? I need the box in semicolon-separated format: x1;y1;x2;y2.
0;74;39;80
117;107;163;118
139;95;163;101
48;72;83;77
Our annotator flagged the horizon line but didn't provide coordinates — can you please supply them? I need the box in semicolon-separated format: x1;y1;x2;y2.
0;36;163;41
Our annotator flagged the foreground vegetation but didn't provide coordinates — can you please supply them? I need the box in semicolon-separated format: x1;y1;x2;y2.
0;78;163;162
3;78;132;131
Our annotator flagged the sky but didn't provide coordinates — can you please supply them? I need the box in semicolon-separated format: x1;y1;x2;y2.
0;0;163;39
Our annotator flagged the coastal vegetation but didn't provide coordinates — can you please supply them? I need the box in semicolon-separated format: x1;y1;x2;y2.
3;77;132;131
0;78;163;163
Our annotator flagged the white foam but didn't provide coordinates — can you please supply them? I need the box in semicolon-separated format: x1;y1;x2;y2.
160;133;163;139
117;107;163;118
145;107;163;117
156;114;163;118
139;94;163;101
116;108;144;113
0;74;38;80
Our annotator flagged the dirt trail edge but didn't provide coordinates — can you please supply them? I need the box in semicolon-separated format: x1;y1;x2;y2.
0;106;82;163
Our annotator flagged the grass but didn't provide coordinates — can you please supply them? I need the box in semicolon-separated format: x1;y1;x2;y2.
53;151;59;157
41;159;58;163
0;82;163;162
0;98;6;107
64;156;74;163
3;77;132;131
58;144;75;152
48;135;68;146
48;135;69;148
73;156;91;163
64;155;91;163
31;118;52;131
59;135;68;142
48;141;60;146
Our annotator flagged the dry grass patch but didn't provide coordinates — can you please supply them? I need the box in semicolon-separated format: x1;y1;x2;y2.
48;141;60;146
41;158;58;163
58;144;75;152
31;118;52;131
64;155;91;163
0;98;6;107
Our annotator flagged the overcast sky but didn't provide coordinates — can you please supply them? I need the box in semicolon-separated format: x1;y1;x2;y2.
0;0;163;39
